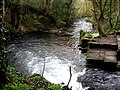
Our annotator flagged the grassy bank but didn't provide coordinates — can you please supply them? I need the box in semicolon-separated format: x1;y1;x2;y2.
2;65;62;90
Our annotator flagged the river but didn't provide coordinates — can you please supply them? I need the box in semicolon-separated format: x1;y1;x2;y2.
7;19;120;90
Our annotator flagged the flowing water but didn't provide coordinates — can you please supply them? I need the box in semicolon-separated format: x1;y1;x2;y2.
8;19;92;90
7;19;120;90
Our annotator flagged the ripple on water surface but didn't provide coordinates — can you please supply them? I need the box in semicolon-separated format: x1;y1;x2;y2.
8;19;94;90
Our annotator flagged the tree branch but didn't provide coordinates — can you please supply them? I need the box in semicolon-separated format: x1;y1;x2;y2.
67;66;72;87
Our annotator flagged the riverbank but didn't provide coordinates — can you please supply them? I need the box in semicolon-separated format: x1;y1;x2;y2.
1;65;62;90
4;0;80;40
4;0;94;41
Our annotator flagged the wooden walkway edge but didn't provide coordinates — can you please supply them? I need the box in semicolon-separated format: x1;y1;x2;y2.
81;33;120;69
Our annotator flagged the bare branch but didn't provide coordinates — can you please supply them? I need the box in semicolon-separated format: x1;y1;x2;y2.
42;57;46;77
67;66;72;87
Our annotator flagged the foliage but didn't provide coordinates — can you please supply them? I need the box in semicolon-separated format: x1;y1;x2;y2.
27;74;62;90
49;0;76;27
91;0;120;36
2;65;62;90
3;83;30;90
6;0;78;31
75;0;93;17
80;30;99;40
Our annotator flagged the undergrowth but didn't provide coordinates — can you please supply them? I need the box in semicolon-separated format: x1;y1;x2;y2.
2;65;62;90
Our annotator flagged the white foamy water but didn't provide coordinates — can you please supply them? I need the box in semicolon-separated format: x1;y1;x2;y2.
8;19;92;90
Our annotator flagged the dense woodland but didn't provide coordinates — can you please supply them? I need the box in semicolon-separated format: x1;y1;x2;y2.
0;0;120;90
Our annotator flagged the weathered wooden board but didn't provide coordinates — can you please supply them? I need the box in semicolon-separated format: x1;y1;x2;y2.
105;50;116;56
104;55;117;63
87;49;104;61
104;50;117;64
84;34;120;69
95;35;117;45
87;49;117;63
117;35;120;50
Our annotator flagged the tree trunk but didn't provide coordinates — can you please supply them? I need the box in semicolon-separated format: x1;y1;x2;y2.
11;4;16;27
92;0;105;36
99;0;104;21
0;0;7;87
113;0;120;30
65;0;73;26
10;0;21;29
102;0;108;14
15;3;21;29
109;0;113;30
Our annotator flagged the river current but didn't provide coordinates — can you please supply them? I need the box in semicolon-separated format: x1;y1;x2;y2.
7;19;120;90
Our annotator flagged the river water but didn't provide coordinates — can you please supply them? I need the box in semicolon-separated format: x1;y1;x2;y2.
7;19;120;90
7;19;92;90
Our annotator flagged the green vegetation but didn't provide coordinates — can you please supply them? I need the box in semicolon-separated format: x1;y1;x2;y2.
4;0;78;35
91;0;120;36
1;1;76;89
74;0;93;17
4;0;119;39
80;0;120;41
2;65;62;90
4;0;95;36
1;0;120;90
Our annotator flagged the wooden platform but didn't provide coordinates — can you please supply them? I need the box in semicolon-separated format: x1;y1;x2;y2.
85;34;120;69
87;49;117;63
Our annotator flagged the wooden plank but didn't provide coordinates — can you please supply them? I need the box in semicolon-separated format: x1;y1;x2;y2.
88;49;100;53
87;49;104;61
103;50;117;63
104;50;117;56
104;55;117;63
94;35;117;45
87;53;103;60
89;41;117;50
87;49;117;63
